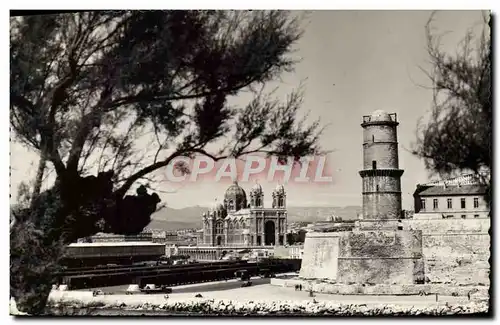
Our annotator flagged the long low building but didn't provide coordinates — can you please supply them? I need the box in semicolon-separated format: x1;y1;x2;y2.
84;233;154;243
169;245;277;261
64;241;166;267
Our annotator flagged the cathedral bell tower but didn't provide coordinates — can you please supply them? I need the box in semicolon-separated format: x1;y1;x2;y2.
272;184;286;208
249;182;264;208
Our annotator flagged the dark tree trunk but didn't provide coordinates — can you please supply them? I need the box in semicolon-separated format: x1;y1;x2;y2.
30;152;47;210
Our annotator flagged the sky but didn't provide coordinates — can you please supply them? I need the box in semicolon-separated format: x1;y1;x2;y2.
9;10;488;209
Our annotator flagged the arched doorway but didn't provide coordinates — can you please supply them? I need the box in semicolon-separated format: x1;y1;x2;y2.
216;236;222;246
264;221;276;246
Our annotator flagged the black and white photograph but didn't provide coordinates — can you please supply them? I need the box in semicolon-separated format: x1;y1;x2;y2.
8;7;492;317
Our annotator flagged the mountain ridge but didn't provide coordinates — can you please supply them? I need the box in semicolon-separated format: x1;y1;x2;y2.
148;205;362;231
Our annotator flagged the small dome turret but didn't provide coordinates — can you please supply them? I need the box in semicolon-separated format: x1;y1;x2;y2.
274;184;285;194
251;182;263;194
209;199;225;212
272;183;286;208
209;198;227;219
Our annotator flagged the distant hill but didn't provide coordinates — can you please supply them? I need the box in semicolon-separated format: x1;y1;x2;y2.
147;205;362;231
9;203;361;232
147;206;206;231
286;206;361;222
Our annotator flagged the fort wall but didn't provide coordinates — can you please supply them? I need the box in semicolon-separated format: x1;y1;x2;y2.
402;218;490;286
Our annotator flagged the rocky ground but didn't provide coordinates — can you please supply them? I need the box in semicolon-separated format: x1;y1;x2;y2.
45;298;489;316
11;274;490;316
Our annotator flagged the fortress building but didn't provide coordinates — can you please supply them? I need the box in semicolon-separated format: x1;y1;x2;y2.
299;109;424;285
201;181;288;247
359;110;404;224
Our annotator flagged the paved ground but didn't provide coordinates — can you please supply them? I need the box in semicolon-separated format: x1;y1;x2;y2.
89;277;271;295
78;277;471;308
165;284;469;306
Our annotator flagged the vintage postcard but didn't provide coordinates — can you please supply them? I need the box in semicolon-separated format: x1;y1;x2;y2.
9;9;491;317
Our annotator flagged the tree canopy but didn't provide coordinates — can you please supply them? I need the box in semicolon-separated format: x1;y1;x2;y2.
10;11;325;314
10;11;324;239
413;13;491;204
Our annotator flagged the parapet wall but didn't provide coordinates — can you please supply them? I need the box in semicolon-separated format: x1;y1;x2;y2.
401;218;490;234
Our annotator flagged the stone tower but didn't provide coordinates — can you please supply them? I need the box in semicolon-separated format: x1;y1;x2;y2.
359;110;404;223
299;111;424;285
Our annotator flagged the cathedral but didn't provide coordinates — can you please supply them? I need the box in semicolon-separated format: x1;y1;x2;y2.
201;182;288;247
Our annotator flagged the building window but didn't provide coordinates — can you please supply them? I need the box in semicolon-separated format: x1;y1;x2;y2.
433;199;438;210
372;160;377;170
447;198;452;209
278;197;284;207
228;200;234;211
420;199;426;211
216;222;223;234
474;214;480;218
372;135;375;142
461;198;466;209
256;197;262;207
461;215;466;219
474;198;479;208
376;185;379;192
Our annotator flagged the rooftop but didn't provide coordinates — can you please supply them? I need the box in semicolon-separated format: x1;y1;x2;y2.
424;172;489;187
362;109;398;124
231;208;251;216
417;184;487;197
68;241;165;247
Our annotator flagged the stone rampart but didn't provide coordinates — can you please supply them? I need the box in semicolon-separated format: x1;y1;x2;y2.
300;231;424;285
404;218;490;286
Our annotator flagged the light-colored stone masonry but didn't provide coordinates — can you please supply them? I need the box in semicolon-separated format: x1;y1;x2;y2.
300;230;424;285
280;216;490;295
403;218;490;286
301;218;491;287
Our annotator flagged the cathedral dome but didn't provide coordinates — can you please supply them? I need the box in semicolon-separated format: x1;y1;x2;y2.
224;181;247;210
370;109;392;122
